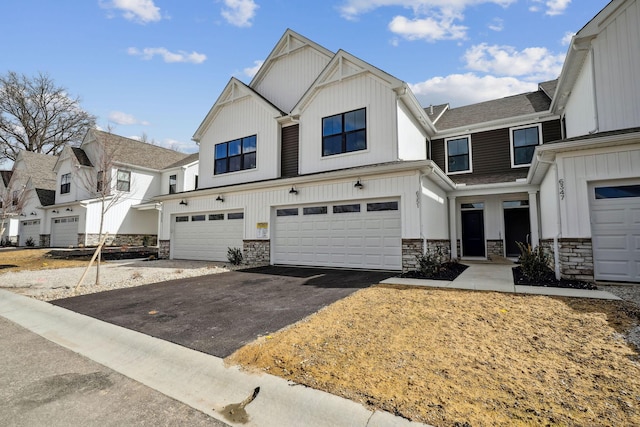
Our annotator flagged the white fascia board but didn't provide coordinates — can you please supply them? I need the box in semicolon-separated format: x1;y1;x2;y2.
451;182;536;198
435;111;559;139
396;84;437;136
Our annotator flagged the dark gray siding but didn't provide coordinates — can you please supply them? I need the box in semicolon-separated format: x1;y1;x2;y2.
281;124;299;178
542;119;562;143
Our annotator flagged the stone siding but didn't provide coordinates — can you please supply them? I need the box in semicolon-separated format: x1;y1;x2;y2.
539;239;555;270
402;238;423;273
486;239;504;259
558;238;594;281
40;234;50;248
158;240;170;259
243;240;270;266
84;234;157;247
426;239;451;261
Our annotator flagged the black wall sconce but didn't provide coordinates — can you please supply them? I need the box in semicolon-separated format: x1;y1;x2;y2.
19;213;26;217
52;210;59;213
216;195;224;202
289;186;298;195
66;207;73;212
30;212;37;216
179;200;188;206
354;179;364;189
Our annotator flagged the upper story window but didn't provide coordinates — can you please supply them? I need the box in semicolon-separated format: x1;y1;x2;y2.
214;135;257;175
60;173;71;194
117;170;131;192
12;190;19;206
445;136;471;174
169;174;177;194
322;108;366;156
511;124;541;167
97;171;104;192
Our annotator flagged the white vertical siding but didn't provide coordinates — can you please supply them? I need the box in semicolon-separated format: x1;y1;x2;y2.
565;53;597;138
539;166;559;238
420;176;448;239
593;0;640;132
253;46;331;113
298;74;398;175
183;163;198;191
397;101;427;160
557;144;640;237
198;96;280;189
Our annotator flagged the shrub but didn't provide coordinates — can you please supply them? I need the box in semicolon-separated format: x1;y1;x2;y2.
25;237;35;247
416;246;447;277
227;247;243;265
516;242;551;282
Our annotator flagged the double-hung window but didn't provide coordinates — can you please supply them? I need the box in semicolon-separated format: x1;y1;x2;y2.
214;135;257;175
117;170;131;192
169;174;177;194
60;173;71;194
97;171;104;192
322;108;366;156
511;124;541;167
445;136;471;174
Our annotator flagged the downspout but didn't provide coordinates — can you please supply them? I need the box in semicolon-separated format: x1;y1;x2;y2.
418;166;435;254
536;153;562;280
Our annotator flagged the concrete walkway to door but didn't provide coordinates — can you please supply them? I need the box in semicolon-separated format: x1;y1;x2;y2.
382;261;621;300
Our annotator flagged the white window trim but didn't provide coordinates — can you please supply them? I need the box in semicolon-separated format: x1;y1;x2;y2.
510;123;542;168
444;135;472;175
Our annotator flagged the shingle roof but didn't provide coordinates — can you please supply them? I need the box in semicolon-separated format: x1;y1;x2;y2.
538;79;558;100
0;170;12;187
448;170;529;186
71;147;93;167
92;130;189;170
424;104;449;124
19;151;57;191
164;152;199;170
434;88;552;131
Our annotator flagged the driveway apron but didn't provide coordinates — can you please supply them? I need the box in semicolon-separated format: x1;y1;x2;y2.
52;266;396;358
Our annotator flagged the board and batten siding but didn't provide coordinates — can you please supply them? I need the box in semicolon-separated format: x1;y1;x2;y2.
298;73;399;175
161;170;436;243
539;164;560;239
253;46;331;114
565;52;598;138
198;95;280;189
397;101;427;161
593;0;640;134
556;143;640;238
281;124;299;177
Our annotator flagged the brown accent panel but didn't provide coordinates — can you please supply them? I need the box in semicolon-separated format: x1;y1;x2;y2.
542;119;562;143
469;128;511;175
430;138;445;171
281;124;299;178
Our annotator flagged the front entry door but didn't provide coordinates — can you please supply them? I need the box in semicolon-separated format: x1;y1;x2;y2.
504;208;531;257
461;210;485;257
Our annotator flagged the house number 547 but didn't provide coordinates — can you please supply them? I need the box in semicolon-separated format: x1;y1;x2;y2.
558;179;565;200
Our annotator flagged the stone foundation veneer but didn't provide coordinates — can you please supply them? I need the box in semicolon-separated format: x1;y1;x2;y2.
539;239;555;270
486;239;504;259
158;240;170;259
40;234;50;248
558;238;594;281
243;240;270;266
426;239;451;261
402;238;423;273
83;234;157;247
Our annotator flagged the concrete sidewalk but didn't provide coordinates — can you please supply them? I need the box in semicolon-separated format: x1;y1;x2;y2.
382;262;621;300
0;289;427;427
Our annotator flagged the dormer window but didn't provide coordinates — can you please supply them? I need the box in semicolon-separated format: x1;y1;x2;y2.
511;124;542;167
214;135;257;175
445;136;472;174
322;108;366;156
117;170;131;192
60;173;71;194
169;174;177;194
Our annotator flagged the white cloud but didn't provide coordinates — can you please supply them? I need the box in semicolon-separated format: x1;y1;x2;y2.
244;60;264;78
339;0;515;20
561;31;575;46
409;73;537;108
464;43;564;81
488;17;503;31
530;0;571;16
389;14;467;41
108;111;150;126
127;47;207;64
221;0;258;27
99;0;162;24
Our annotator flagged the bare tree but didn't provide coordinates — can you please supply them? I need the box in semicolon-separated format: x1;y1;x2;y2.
0;71;97;163
0;172;26;245
74;135;131;286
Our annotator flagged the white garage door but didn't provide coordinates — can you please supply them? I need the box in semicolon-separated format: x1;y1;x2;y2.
273;200;402;270
51;216;79;247
19;220;40;247
590;183;640;282
172;211;244;261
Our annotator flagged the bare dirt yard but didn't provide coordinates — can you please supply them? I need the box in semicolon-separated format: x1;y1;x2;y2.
228;285;640;427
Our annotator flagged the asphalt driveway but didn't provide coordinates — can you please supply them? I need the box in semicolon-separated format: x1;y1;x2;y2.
52;266;396;358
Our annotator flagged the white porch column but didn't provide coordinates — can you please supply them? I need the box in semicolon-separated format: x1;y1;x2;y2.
528;190;540;248
448;195;457;259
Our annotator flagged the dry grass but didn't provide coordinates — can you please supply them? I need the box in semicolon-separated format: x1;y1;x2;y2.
0;249;89;272
228;285;640;427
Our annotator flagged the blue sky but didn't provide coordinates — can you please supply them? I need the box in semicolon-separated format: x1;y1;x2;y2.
3;0;609;158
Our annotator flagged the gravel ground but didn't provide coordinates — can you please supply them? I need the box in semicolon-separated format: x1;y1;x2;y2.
0;259;236;301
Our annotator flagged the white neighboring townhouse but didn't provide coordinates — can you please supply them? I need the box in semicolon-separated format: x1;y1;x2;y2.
44;129;190;247
161;153;199;195
530;0;640;282
0;169;18;244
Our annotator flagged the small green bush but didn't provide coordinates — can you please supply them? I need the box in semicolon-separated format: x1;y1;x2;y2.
416;246;447;277
516;242;551;282
227;247;243;265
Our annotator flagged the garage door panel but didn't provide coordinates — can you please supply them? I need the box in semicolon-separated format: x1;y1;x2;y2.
594;235;628;250
51;217;79;247
173;212;243;262
19;220;41;247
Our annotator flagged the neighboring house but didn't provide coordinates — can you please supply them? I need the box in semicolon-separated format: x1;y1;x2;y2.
529;0;640;283
1;151;57;247
161;153;199;195
45;129;189;247
0;169;18;244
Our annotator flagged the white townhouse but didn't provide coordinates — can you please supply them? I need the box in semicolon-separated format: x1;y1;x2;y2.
0;169;18;244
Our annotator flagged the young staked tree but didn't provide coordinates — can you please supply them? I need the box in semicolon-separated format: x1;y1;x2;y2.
0;172;26;244
75;136;131;286
0;71;96;164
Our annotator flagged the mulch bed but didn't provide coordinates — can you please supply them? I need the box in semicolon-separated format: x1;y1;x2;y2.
512;265;597;290
401;262;468;281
